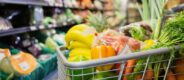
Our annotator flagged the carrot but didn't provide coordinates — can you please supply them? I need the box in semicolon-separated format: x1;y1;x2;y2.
166;70;176;80
175;58;184;73
176;74;184;80
135;74;142;80
134;68;154;80
122;38;140;80
123;76;128;80
123;59;137;80
175;58;184;80
145;68;154;80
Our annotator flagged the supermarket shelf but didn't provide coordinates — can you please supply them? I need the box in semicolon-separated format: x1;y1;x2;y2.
0;27;30;37
64;7;115;11
0;0;49;6
0;0;115;11
0;22;76;37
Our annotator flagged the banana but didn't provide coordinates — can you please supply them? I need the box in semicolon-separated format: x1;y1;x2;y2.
67;41;90;49
65;24;97;49
65;30;94;47
67;24;89;33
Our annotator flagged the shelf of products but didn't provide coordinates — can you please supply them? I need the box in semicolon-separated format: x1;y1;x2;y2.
0;22;76;37
0;30;63;80
0;27;29;37
0;0;48;6
0;0;114;11
64;7;115;11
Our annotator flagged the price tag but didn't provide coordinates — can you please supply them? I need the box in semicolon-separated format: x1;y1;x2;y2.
22;40;31;47
30;26;37;31
39;25;45;29
63;22;67;26
19;62;30;71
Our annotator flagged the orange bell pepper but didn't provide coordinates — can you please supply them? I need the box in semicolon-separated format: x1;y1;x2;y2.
91;45;116;71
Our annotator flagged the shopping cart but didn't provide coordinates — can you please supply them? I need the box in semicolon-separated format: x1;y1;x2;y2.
57;4;184;80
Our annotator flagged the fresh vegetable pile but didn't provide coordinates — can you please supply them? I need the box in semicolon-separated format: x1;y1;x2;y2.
64;23;141;80
64;10;184;80
123;11;184;80
65;24;96;80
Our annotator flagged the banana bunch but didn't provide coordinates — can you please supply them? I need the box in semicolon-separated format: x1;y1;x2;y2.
65;24;96;49
65;24;98;80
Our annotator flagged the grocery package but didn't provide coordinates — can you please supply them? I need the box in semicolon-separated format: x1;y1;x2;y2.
93;29;140;53
0;17;13;31
0;51;37;76
0;49;11;61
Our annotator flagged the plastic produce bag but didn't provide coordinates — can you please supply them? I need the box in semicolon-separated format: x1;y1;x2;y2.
94;29;140;53
0;17;13;31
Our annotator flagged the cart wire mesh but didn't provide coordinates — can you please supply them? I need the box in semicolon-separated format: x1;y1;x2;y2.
57;45;184;80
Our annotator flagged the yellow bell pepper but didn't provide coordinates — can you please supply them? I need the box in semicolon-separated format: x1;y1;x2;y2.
67;48;93;80
91;45;116;71
143;39;155;50
68;48;91;62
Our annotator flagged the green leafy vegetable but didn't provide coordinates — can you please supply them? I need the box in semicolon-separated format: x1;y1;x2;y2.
136;0;168;39
129;26;146;41
133;11;184;80
152;12;184;80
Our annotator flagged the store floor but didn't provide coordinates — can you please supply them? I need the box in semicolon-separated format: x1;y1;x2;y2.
43;70;58;80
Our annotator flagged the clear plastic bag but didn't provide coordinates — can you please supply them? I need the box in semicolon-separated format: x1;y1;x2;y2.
0;17;13;31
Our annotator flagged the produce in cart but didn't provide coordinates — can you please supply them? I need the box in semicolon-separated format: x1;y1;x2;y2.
122;10;184;80
91;45;116;71
90;72;118;80
175;58;184;80
67;51;93;80
65;24;96;49
64;22;142;80
65;24;96;80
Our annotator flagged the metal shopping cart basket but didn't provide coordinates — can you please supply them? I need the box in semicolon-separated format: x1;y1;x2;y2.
57;4;184;80
57;45;184;80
